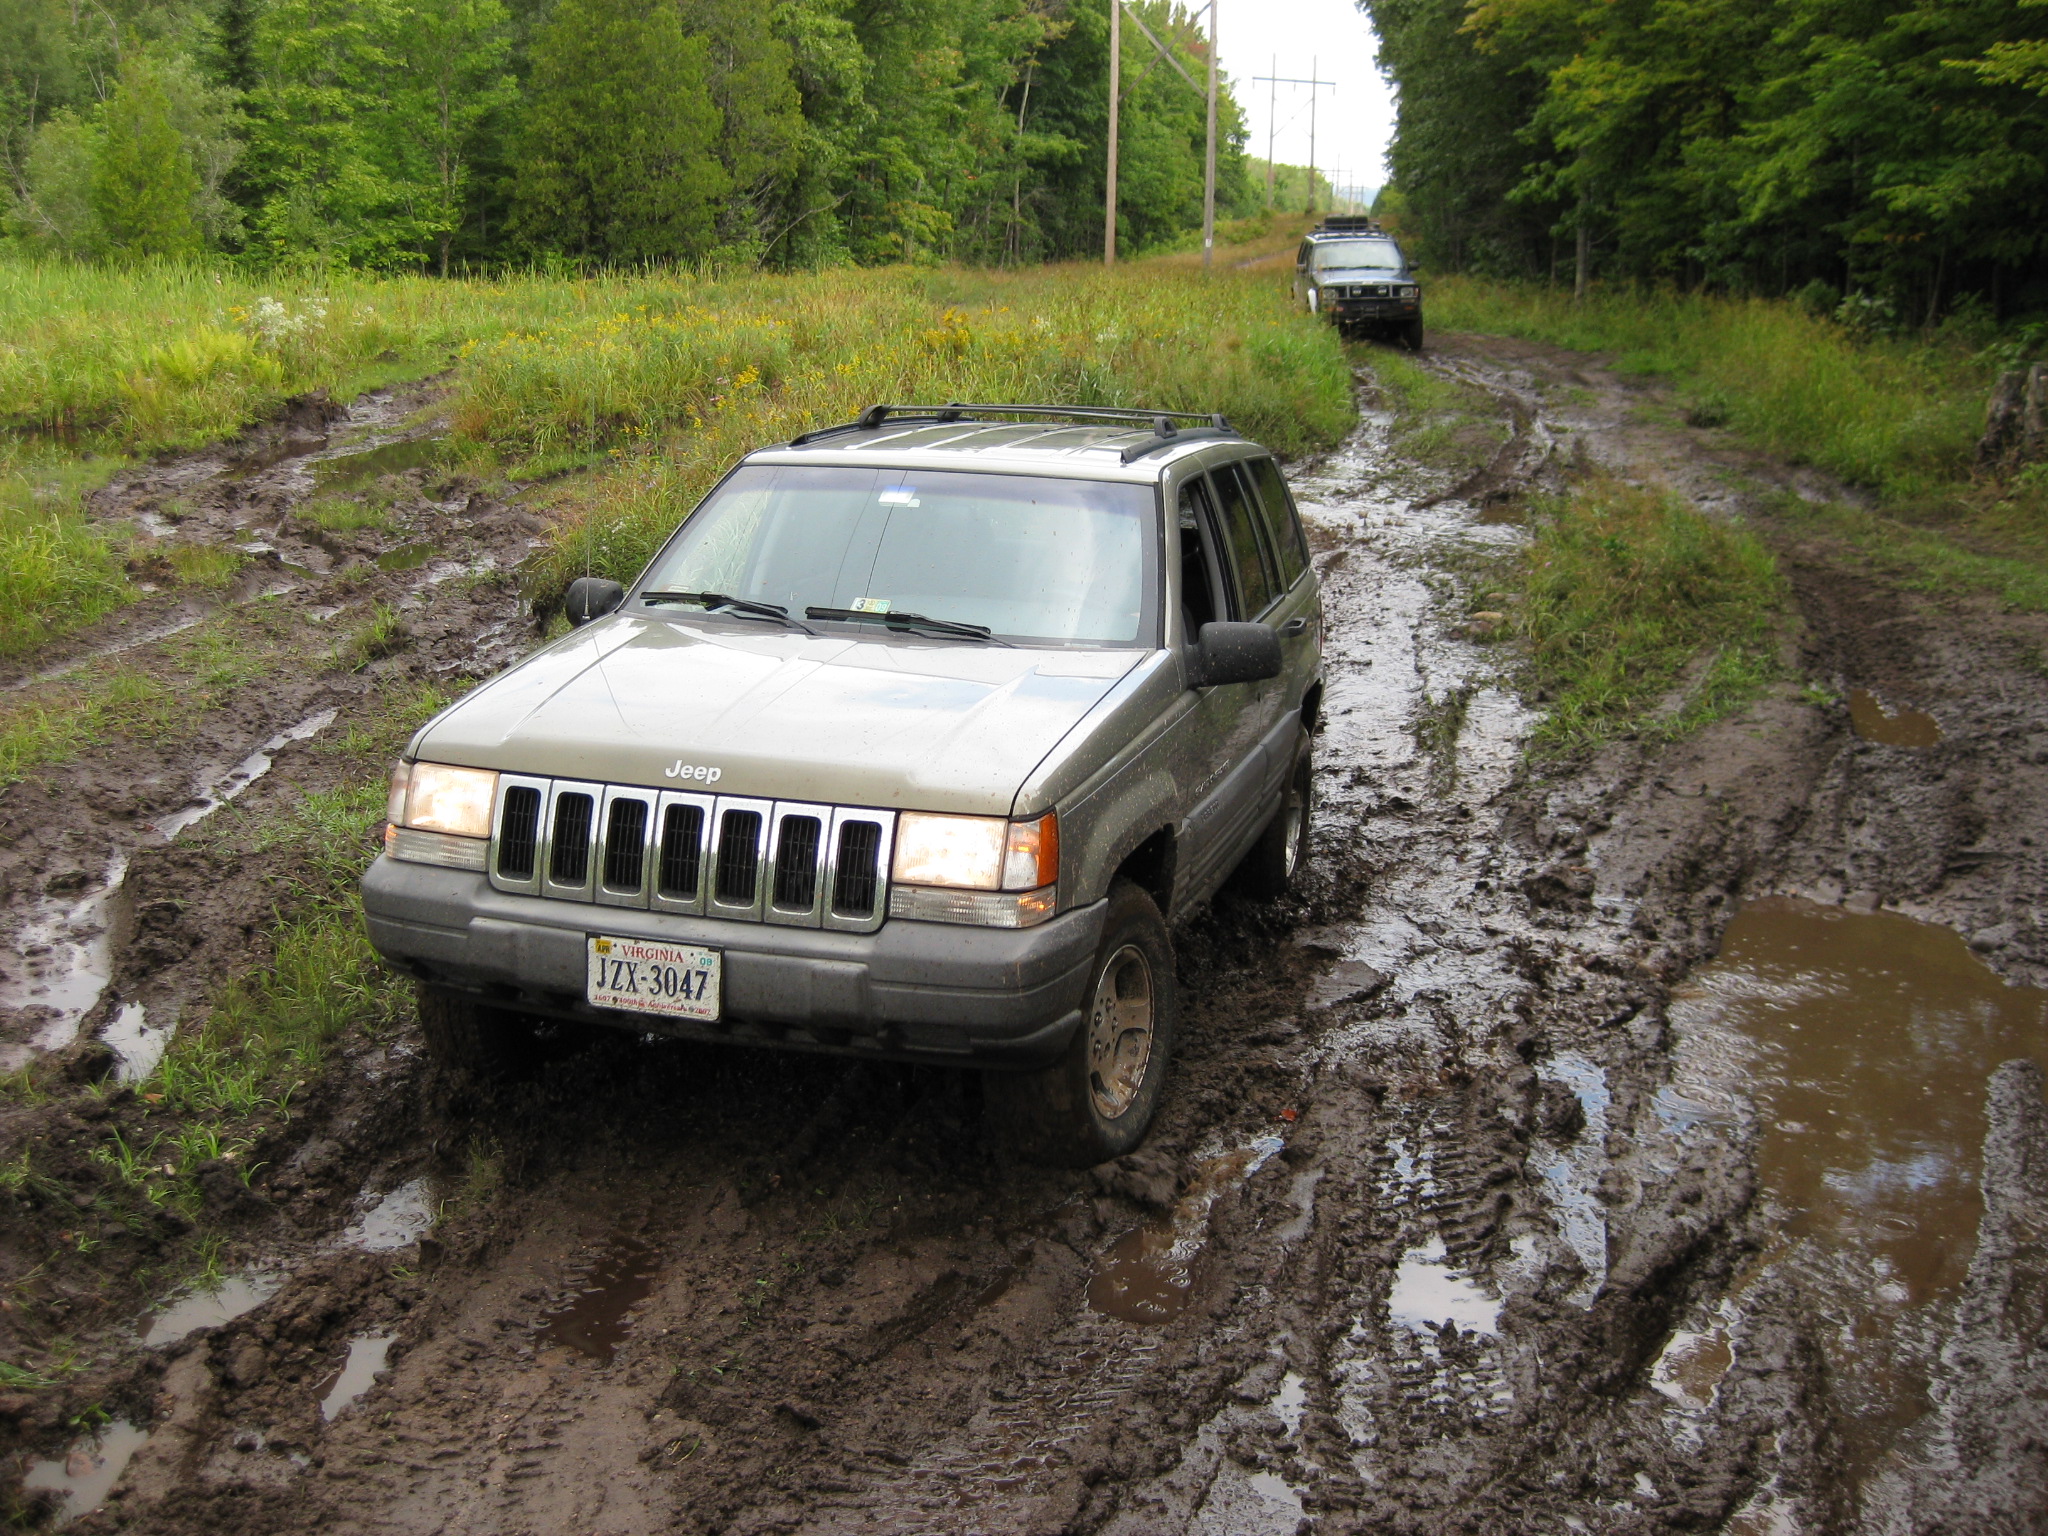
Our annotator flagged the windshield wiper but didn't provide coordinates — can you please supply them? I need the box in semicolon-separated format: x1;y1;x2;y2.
640;590;815;634
804;607;1013;646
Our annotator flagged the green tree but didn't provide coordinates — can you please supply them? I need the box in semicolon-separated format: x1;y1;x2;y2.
93;59;203;257
508;0;729;262
680;0;806;249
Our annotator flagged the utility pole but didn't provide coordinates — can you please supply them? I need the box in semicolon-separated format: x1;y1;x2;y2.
1307;55;1320;215
1104;0;1120;266
1265;54;1276;208
1253;66;1335;216
1201;0;1217;269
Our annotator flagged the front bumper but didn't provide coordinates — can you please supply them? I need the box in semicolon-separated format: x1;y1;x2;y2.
361;855;1105;1068
1334;300;1420;322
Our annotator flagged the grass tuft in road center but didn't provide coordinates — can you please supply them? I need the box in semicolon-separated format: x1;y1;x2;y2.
1518;476;1786;755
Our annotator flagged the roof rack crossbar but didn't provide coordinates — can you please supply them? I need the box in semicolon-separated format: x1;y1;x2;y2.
787;402;1238;449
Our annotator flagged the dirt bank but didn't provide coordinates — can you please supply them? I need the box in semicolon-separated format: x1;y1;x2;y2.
3;336;2045;1534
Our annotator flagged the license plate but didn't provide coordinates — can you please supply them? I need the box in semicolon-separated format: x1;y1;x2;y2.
586;935;721;1021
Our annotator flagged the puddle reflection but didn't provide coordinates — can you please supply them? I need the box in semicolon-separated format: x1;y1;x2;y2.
1671;896;2048;1481
1847;689;1942;748
318;1333;393;1420
20;1420;150;1525
142;1269;282;1347
539;1236;663;1362
1088;1139;1284;1325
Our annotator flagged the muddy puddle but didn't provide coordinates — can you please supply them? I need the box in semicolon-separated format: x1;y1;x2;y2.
339;1177;436;1252
142;1270;285;1347
154;707;338;840
19;1420;151;1526
312;435;445;490
539;1236;663;1361
1667;895;2048;1484
317;1333;394;1421
1088;1138;1284;1324
1847;688;1942;747
101;1000;171;1082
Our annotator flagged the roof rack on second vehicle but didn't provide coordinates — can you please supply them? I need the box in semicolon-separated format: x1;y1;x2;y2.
1313;216;1386;235
787;403;1241;463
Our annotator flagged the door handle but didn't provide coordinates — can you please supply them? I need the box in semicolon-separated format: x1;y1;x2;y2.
1278;617;1308;637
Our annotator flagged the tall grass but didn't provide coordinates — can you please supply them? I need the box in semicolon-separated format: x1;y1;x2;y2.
0;451;129;657
1429;279;1992;506
0;251;1353;641
1518;476;1786;753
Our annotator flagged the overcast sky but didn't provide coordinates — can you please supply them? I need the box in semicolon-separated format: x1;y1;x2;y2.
1208;0;1396;202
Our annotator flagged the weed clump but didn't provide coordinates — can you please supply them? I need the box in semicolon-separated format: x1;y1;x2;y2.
1518;478;1784;753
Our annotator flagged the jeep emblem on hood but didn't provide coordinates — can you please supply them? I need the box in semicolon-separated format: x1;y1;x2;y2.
665;761;723;784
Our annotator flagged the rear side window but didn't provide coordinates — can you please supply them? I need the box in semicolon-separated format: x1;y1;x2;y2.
1207;462;1277;618
1245;457;1309;589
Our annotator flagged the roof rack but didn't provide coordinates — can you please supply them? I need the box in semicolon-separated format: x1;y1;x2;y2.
787;402;1239;460
1314;215;1386;235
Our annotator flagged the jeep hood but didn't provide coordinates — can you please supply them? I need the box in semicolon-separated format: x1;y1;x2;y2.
411;615;1146;816
1316;265;1406;281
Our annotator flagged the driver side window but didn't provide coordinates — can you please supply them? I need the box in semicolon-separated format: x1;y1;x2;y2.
1176;478;1225;642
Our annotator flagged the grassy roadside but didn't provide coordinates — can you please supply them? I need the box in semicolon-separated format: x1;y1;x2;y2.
1427;279;2048;603
0;238;1352;652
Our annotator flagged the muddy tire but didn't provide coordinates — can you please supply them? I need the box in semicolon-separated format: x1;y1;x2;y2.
1235;735;1313;899
1402;317;1425;352
415;985;540;1080
987;881;1177;1167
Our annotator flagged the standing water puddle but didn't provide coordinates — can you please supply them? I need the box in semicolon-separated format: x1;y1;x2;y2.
142;1269;283;1347
312;434;445;490
318;1333;394;1420
20;1421;151;1526
338;1177;436;1251
1668;896;2048;1482
539;1236;664;1362
153;708;337;840
1088;1139;1285;1325
101;1001;171;1082
1386;1235;1501;1336
0;855;130;1069
1847;688;1942;747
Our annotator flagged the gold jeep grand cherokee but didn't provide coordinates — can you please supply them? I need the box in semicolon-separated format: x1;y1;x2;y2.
363;404;1324;1164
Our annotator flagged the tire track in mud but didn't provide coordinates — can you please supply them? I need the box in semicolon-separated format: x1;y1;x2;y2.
12;341;2048;1534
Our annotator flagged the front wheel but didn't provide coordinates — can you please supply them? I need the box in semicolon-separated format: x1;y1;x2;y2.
415;984;541;1081
1402;317;1425;352
986;881;1178;1167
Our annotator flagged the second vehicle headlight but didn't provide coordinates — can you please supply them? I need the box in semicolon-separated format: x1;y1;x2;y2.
395;761;499;839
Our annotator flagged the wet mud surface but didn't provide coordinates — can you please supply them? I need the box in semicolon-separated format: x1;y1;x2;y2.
5;336;2048;1533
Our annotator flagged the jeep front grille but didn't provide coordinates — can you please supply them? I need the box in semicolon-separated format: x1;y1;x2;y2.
488;775;894;933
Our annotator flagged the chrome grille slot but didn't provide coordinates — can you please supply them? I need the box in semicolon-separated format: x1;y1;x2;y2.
657;801;706;903
716;812;762;903
708;797;772;919
496;785;542;881
832;822;880;916
774;819;821;907
596;787;657;907
540;781;605;902
488;779;890;930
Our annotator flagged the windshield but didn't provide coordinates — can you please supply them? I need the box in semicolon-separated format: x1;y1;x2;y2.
1312;238;1403;272
640;465;1157;646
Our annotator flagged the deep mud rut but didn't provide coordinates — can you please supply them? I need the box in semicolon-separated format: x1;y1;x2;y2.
5;337;2048;1535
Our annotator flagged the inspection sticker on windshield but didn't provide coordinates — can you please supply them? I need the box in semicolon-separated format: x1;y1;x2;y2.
586;935;720;1021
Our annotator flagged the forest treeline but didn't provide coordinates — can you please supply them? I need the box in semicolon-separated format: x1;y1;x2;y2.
1363;0;2048;322
0;0;1267;271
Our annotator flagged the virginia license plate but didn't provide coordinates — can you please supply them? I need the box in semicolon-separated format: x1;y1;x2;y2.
585;935;721;1021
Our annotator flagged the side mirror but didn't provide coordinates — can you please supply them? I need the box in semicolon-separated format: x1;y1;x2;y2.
1189;621;1283;688
564;576;625;627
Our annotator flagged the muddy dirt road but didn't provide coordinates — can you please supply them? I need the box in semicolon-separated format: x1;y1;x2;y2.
5;338;2047;1534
